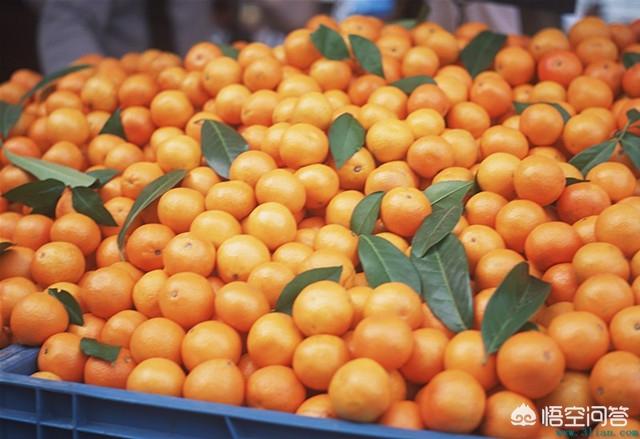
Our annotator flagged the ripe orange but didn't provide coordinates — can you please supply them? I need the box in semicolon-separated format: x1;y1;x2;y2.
99;310;147;348
292;334;350;391
126;357;185;397
525;222;582;271
589;351;640;417
572;241;630;282
481;391;541;438
444;330;497;390
246;365;306;413
352;315;413;370
247;312;302;368
37;332;86;382
129;317;185;364
573;273;634;323
10;292;69;345
84;348;136;389
548;311;610;370
183;358;244;405
80;266;134;320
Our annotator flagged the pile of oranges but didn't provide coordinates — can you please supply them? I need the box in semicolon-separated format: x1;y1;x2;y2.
1;12;640;438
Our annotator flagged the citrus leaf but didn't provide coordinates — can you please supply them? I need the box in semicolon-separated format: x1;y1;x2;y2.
621;131;640;170
358;234;421;292
392;3;430;29
48;288;84;325
623;53;640;69
3;179;65;217
350;191;384;235
393;19;417;29
71;187;117;226
20;64;92;103
4;149;96;188
201;119;248;179
481;262;551;356
80;338;120;363
513;101;570;123
219;44;239;59
627;108;640;124
274;266;343;315
411;203;463;257
87;168;118;188
349;34;384;78
329;113;365;169
517;321;540;333
99;108;126;139
0;242;14;256
461;30;507;78
391;75;436;94
310;24;350;60
424;180;473;205
565;177;588;186
411;234;473;333
0;101;23;140
117;169;186;258
568;139;617;176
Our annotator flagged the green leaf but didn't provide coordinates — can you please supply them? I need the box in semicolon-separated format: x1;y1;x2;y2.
117;170;186;257
358;234;421;292
80;338;121;363
460;30;507;78
627;108;640;124
424;180;473;205
568;139;617;176
20;64;92;103
3;179;66;217
621;131;640;170
348;34;384;78
274;266;343;315
99;108;126;139
517;321;540;333
87;168;118;188
329;113;365;169
350;191;384;235
513;101;570;123
565;177;588;186
48;288;84;325
201;119;248;179
0;101;23;140
71;187;117;226
411;203;463;257
219;44;239;60
393;19;416;29
411;234;473;333
391;75;436;94
310;25;350;60
623;52;640;69
4;149;96;188
0;241;14;256
481;262;551;356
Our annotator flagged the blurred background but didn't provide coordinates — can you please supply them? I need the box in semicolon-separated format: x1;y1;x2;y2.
1;0;638;80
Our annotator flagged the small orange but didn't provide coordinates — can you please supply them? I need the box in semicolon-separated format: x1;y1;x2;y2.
37;332;86;382
548;311;610;370
352;315;413;370
292;334;350;391
572;241;630;282
68;313;106;339
247;312;302;367
556;182;611;224
80;266;134;319
162;233;215;277
183;358;244;405
481;391;541;438
215;281;269;333
379;187;432;238
99;310;147;348
181;320;242;371
513;155;565;206
524;222;582;271
296;394;336;419
129;317;185;365
84;348;136;389
595;203;640;258
444;330;497;390
363;282;423;329
573;273;634;323
293;280;353;336
245;202;297;251
589;351;640;417
126;357;185;397
610;306;640;357
31;241;86;286
246;365;306;413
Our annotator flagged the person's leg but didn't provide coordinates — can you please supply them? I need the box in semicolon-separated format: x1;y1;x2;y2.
166;0;214;56
103;0;151;58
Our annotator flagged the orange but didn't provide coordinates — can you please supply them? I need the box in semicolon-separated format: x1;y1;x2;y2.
292;280;353;336
117;73;158;108
419;370;486;434
496;331;565;399
246;364;306;413
446;101;491;139
494;200;547;253
470;76;512;119
352;315;413;370
576;36;618;65
379;187;432;238
126;357;185;397
495;46;535;86
513;155;565;206
129;317;185;365
131;270;166;318
50;213;102;257
595;204;640;257
556;182;611;224
475;248;525;290
610;306;640;356
367;86;408;119
537;49;583;87
245;202;297;251
31;241;86;286
444;330;497;390
279;123;329;169
587;162;636;203
309;59;352;91
479;125;529;159
272;242;313;274
100;197;138;238
573;273;633;323
121;162;164;199
46;108;90;145
440;128;479;168
519;103;565;146
68;313;105;339
183;358;244;405
406;108;445;138
406;135;455;179
406;83;450;116
458;224;506;273
328;358;391;422
379;400;423;430
563;112;611;156
42;140;86;170
0;245;34;280
524;222;582;271
84;348;136;389
161;232;215;277
99;310;147;348
125;223;176;271
290;92;333;130
247;312;302;367
150;90;194;128
313;224;359;265
214;84;251;125
543;263;579;304
10;292;68;345
181;320;241;371
481;391;541;438
567;76;613;112
246;261;295;307
569;16;610;46
80;266;134;319
37;332;86;382
364;160;418;194
589;351;640;417
476;152;520;199
548;311;610;370
121;106;155;147
11;214;53;251
205;181;256;221
214;281;269;332
297;394;336;418
292;334;350;391
572;241;630;282
362;282;423;329
537;371;595;414
216;234;271;283
294;164;340;210
157;188;205;234
465;191;508;228
529;27;570;60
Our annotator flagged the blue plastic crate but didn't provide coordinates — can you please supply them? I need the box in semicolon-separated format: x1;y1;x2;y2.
0;344;480;439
